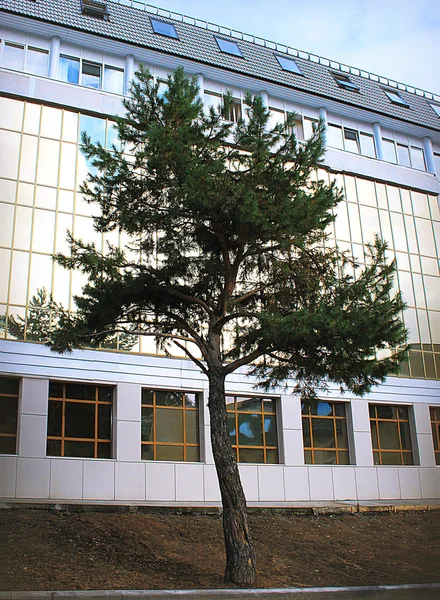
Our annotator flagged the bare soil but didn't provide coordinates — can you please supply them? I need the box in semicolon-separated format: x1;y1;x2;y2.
0;508;439;591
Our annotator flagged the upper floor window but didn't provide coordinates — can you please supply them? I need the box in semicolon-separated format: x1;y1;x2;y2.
382;137;426;170
331;71;359;92
430;407;440;465
141;389;200;461
215;37;243;57
1;40;48;77
47;381;113;458
275;54;302;75
0;377;19;455
227;395;278;463
150;18;179;39
302;401;349;465
58;55;124;94
384;89;409;108
327;123;376;157
369;404;414;465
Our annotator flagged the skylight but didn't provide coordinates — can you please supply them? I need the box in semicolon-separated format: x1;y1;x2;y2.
332;71;359;91
150;18;179;39
430;103;440;118
81;0;108;20
384;89;409;107
215;37;243;57
275;54;302;75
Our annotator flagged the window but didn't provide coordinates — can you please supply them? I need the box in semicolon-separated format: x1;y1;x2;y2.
302;401;349;465
275;54;302;75
47;381;113;458
344;129;360;153
332;71;359;91
151;18;179;39
434;153;440;176
3;42;24;71
81;0;109;19
369;404;414;465
430;407;440;465
25;47;48;77
227;97;242;122
360;133;376;158
382;138;398;164
82;61;101;89
103;65;124;95
429;103;440;118
384;89;409;107
227;395;278;463
397;143;411;167
303;117;317;139
327;124;344;150
215;37;243;57
410;146;426;171
59;55;80;84
141;389;200;461
0;377;19;455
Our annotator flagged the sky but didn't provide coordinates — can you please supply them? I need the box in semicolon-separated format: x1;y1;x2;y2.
141;0;440;96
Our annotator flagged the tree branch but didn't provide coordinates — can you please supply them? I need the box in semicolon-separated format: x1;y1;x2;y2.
173;340;208;375
168;289;213;315
224;348;265;375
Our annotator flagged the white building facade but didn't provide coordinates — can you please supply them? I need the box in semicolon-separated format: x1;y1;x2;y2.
0;0;439;505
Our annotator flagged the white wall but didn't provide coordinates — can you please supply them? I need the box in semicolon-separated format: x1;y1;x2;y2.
0;340;439;504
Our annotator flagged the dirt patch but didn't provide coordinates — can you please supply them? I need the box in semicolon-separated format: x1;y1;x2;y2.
0;508;439;591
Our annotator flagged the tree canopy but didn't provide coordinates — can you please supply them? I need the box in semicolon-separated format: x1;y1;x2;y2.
48;66;407;584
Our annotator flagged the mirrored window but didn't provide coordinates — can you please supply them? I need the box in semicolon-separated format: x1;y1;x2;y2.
82;61;101;89
103;66;124;95
0;377;19;455
369;404;414;465
302;401;349;465
25;47;49;77
59;55;80;84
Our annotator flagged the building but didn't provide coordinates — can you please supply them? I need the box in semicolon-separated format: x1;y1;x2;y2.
0;0;439;506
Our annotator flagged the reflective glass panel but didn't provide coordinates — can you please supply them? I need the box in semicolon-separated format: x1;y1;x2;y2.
360;133;376;158
344;129;360;153
3;43;24;70
25;47;48;76
275;54;302;74
216;37;243;57
327;124;344;150
397;144;411;167
156;408;183;443
59;55;80;84
156;445;184;461
410;147;426;171
238;414;263;446
64;402;95;438
151;18;179;38
82;62;101;89
382;139;397;163
103;66;124;95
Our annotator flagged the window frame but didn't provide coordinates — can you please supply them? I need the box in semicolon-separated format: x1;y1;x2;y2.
331;71;359;92
302;400;350;465
275;54;303;75
141;388;201;462
150;18;179;39
430;407;440;465
58;54;124;94
429;103;440;118
215;36;243;57
46;381;113;459
0;377;20;455
369;404;414;465
226;395;279;464
383;89;409;108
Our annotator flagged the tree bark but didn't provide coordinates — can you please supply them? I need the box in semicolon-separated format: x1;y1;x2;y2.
208;367;257;586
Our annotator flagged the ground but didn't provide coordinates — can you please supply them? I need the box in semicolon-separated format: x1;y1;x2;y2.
0;508;439;591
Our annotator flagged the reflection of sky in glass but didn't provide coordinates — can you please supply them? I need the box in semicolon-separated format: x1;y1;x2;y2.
79;115;106;145
317;402;332;416
59;56;79;84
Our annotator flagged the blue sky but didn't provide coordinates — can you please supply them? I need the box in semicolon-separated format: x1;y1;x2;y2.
143;0;440;95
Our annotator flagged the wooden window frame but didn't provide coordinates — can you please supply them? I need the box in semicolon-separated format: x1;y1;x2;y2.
226;395;278;464
369;404;414;465
302;401;350;465
141;389;200;462
430;407;440;466
0;377;20;455
47;381;113;458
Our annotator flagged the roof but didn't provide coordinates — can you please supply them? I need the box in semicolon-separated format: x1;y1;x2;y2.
2;0;440;133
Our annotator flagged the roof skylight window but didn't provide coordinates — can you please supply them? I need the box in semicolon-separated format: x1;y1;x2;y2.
81;0;108;19
384;89;409;107
275;54;302;75
150;18;179;39
332;71;359;91
429;103;440;118
215;37;243;57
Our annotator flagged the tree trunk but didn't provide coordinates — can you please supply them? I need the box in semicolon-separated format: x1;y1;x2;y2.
208;367;257;586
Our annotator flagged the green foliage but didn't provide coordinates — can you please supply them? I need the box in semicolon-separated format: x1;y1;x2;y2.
48;65;407;398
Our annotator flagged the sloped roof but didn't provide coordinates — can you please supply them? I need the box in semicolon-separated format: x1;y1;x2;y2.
2;0;440;133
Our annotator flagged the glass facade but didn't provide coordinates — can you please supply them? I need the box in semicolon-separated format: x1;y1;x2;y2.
0;96;439;379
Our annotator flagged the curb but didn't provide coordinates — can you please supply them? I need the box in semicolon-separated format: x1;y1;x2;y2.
1;584;440;600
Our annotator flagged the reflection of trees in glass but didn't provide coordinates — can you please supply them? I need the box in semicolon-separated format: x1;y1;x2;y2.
2;287;137;349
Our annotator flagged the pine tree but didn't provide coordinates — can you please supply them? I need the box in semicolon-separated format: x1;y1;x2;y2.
48;66;407;585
